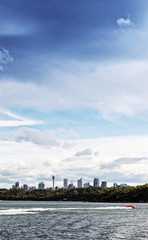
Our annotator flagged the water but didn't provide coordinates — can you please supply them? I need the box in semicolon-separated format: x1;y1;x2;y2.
0;201;147;239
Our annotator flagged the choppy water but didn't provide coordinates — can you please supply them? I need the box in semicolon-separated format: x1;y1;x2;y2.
0;201;147;239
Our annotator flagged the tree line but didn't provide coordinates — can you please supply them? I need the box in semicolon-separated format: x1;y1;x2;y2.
0;184;148;202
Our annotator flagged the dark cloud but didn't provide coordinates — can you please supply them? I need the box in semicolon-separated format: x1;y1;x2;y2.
75;148;92;157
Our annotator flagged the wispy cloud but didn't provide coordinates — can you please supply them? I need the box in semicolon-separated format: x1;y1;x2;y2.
0;22;35;36
69;129;79;139
117;17;132;27
0;109;25;120
0;48;13;71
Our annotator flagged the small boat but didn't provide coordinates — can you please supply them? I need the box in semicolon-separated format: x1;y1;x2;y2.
124;205;136;209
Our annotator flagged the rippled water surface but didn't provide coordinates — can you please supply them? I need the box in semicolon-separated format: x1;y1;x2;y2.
0;201;148;239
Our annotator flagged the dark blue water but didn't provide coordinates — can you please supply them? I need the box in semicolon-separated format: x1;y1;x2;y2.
0;201;147;239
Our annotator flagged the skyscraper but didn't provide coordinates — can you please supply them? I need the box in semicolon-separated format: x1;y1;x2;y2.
93;178;99;187
15;181;19;189
63;179;68;188
23;184;28;190
77;178;82;188
101;181;107;188
38;182;45;189
67;183;74;189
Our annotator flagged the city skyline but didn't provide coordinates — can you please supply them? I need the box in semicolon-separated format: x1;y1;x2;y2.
0;0;148;188
10;176;141;190
12;177;107;190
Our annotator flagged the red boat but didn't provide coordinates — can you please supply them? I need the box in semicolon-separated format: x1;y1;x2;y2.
125;205;135;209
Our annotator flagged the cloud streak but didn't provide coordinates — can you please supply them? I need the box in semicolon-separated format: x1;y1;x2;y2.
0;109;41;127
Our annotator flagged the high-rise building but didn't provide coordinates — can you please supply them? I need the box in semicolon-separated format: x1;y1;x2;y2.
77;178;82;188
67;183;74;189
101;181;107;188
23;184;28;190
93;178;99;187
15;181;19;189
38;182;45;189
63;179;68;188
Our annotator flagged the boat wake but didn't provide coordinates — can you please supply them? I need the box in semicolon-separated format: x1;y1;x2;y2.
0;206;133;215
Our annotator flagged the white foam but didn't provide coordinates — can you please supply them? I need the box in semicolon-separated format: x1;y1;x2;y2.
0;208;50;215
0;206;132;215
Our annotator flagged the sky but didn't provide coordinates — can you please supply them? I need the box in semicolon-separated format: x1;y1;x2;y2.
0;0;148;188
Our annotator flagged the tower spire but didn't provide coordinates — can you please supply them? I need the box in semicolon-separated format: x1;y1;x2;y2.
52;175;55;189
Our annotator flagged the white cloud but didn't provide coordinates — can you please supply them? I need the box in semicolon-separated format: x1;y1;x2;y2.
0;127;60;148
117;17;132;27
0;48;13;71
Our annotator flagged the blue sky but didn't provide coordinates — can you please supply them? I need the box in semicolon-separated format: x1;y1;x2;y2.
0;0;148;188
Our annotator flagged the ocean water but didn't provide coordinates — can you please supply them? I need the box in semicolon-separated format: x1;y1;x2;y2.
0;201;147;239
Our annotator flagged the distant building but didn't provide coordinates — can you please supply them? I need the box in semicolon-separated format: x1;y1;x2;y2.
93;178;99;187
120;183;129;188
15;181;19;189
67;183;74;189
113;183;118;187
113;183;129;188
12;181;20;189
101;181;107;188
22;184;28;190
29;186;36;190
38;182;45;189
77;178;82;188
63;179;68;188
83;182;90;188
